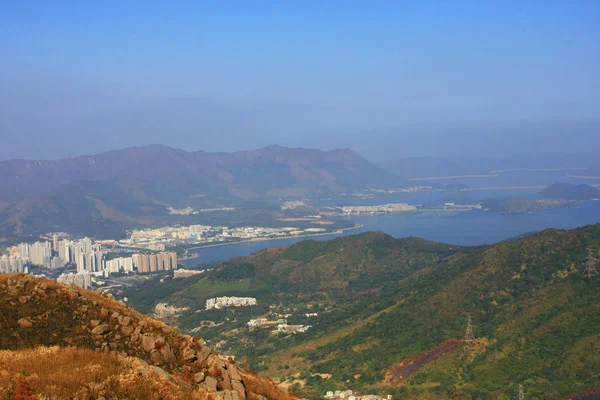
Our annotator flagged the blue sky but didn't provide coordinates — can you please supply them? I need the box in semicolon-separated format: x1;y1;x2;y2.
1;1;599;161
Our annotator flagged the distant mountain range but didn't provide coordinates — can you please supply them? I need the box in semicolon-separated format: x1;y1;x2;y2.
0;144;402;237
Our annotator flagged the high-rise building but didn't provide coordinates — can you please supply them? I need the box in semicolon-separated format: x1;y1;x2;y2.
132;252;177;273
19;241;53;267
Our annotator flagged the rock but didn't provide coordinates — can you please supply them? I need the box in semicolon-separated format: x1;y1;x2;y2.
90;320;100;328
121;325;134;336
231;380;246;400
182;348;197;362
205;376;218;392
150;349;164;365
231;391;242;400
133;326;142;336
142;334;156;352
228;363;241;381
114;334;122;341
155;336;166;348
121;316;131;326
160;343;177;364
218;367;232;390
18;296;28;304
196;346;212;364
224;390;234;400
100;308;109;317
91;324;111;335
111;311;120;319
207;354;225;368
194;372;205;383
17;318;32;329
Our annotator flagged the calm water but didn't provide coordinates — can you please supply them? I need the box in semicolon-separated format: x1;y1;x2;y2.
184;200;600;266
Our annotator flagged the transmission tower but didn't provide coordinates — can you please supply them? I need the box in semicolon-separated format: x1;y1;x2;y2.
583;249;599;279
464;315;475;341
517;383;525;400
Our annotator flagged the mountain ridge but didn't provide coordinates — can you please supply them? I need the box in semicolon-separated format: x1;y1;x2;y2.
0;144;402;237
125;225;600;399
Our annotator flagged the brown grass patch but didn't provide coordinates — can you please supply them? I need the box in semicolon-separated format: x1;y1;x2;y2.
242;372;298;400
0;346;208;400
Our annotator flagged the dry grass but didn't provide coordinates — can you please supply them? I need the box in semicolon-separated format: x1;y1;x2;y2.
242;372;298;400
0;346;208;400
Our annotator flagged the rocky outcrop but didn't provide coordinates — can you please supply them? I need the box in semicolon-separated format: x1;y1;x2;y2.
0;273;294;400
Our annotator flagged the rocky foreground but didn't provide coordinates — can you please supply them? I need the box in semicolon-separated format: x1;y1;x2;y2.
0;273;294;400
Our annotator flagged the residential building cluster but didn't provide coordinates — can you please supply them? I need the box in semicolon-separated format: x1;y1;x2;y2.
2;234;178;289
276;323;312;334
173;268;206;279
17;241;53;267
121;223;327;251
206;296;257;310
325;391;392;400
133;252;178;273
280;200;307;210
57;271;93;289
247;317;285;328
56;237;104;273
0;255;29;274
154;302;190;317
339;203;417;215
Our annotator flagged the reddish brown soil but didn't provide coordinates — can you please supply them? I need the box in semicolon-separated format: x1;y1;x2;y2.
384;339;464;386
560;386;600;400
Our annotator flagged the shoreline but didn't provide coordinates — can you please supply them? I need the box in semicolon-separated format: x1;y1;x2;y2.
180;224;364;252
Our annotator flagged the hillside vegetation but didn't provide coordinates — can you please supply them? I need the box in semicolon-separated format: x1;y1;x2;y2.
126;226;600;399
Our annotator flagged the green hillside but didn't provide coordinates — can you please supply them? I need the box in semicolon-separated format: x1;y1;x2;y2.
122;226;600;399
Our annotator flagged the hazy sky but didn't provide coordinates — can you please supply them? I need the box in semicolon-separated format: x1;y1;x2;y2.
1;1;599;161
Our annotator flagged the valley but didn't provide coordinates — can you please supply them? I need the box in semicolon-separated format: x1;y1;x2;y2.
120;224;600;399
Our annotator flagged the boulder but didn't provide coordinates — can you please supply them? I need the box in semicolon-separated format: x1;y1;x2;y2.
17;318;32;329
150;349;164;365
89;320;100;328
18;296;28;304
194;372;206;383
196;346;212;364
228;363;241;381
121;325;135;336
91;324;111;335
160;343;177;364
231;380;246;400
182;348;197;362
121;316;131;326
142;334;156;352
217;366;232;390
204;376;218;392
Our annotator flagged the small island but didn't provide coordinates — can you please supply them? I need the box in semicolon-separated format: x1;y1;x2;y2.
483;183;599;213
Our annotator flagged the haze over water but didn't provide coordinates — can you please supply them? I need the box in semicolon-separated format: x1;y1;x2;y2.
185;195;600;266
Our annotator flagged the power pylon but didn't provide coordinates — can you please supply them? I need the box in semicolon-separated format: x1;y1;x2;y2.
517;383;525;400
464;315;475;341
583;249;599;279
